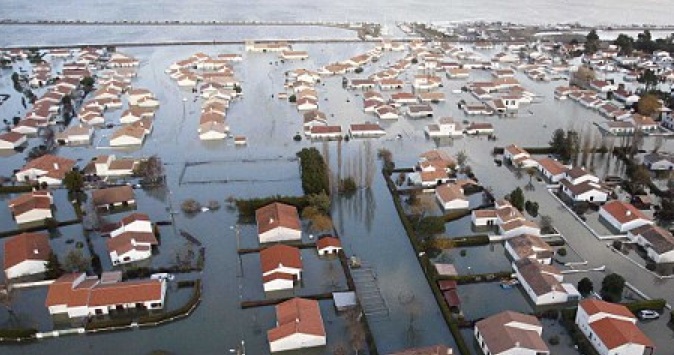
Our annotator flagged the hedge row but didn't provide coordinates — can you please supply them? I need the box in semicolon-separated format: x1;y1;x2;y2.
235;195;309;219
622;299;666;313
433;235;491;249
0;328;37;341
383;170;472;355
439;271;513;285
0;185;33;194
138;279;201;325
85;317;133;331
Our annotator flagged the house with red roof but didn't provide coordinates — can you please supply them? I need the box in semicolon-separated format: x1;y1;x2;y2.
8;190;53;224
316;236;342;256
435;183;469;211
260;244;302;292
513;258;579;306
15;154;76;185
45;272;166;318
599;201;653;233
576;299;654;355
256;203;302;243
268;298;326;353
627;225;674;264
4;232;51;279
503;144;537;169
474;311;549;355
0;132;27;150
536;157;568;183
107;231;158;265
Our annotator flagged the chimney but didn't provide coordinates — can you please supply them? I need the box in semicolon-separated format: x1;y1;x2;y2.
626;210;632;217
33;249;39;255
269;218;274;224
53;162;60;170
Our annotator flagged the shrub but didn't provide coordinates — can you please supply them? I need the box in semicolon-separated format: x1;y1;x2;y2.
288;94;296;103
459;249;467;257
557;247;567;256
207;200;221;210
181;199;201;214
623;299;666;313
549;335;560;345
339;177;358;194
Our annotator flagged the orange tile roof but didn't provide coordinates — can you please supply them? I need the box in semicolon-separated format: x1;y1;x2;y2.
260;244;302;274
3;232;51;270
589;318;653;349
20;154;76;180
255;202;301;235
316;236;342;250
88;279;162;307
601;201;651;224
8;191;52;217
268;298;325;342
579;298;635;319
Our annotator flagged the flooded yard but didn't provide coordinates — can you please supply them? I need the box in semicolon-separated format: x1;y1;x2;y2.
433;243;512;275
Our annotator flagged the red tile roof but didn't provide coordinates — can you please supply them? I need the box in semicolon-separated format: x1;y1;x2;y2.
8;191;52;217
88;279;162;307
316;236;342;250
3;232;51;270
255;202;301;235
601;201;651;224
579;298;634;319
268;298;325;342
589;318;653;349
20;154;76;180
259;244;302;274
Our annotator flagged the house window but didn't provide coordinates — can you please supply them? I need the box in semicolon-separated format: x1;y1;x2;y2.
95;309;103;315
151;302;162;308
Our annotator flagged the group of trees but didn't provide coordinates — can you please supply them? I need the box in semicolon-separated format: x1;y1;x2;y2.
297;147;330;196
507;187;525;211
577;273;626;303
587;29;668;56
134;155;165;185
549;128;580;164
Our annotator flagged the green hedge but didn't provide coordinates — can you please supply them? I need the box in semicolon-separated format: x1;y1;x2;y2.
433;235;490;249
623;299;666;313
0;185;33;194
139;279;201;325
0;328;37;341
85;317;133;331
440;271;513;284
235;195;309;218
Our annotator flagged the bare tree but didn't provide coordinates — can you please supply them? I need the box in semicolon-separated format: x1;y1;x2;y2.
364;141;375;188
344;307;366;354
0;280;17;321
135;155;165;185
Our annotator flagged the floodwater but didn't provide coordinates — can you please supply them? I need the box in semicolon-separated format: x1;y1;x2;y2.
1;13;674;355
